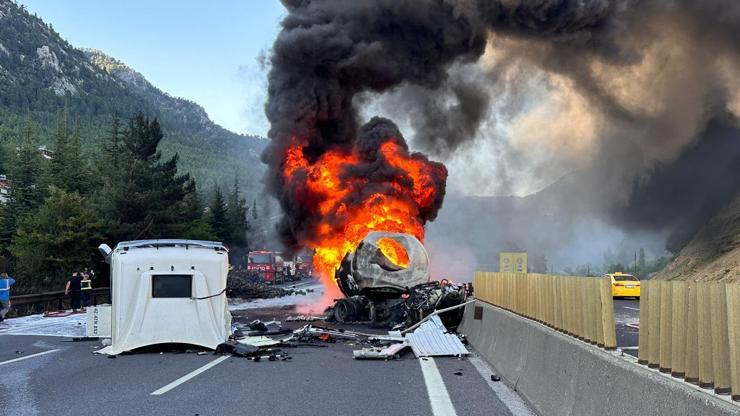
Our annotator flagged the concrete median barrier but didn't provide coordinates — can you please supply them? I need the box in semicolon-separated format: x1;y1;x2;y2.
460;301;739;416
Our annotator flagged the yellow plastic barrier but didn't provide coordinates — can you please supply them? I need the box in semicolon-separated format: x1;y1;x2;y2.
473;272;616;349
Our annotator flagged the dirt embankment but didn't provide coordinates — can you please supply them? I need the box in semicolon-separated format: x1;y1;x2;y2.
654;196;740;282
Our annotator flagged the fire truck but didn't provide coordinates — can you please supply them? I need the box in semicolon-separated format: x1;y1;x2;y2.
295;254;313;279
247;251;285;284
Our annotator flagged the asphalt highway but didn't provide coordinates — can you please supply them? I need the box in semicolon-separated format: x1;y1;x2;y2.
0;314;534;416
0;291;642;416
613;298;640;357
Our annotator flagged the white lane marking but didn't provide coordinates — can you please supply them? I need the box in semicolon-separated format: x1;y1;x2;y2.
469;355;536;416
150;355;230;396
0;349;60;366
419;357;458;416
624;307;640;311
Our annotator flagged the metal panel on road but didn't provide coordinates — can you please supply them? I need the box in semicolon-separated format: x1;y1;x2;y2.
406;315;469;357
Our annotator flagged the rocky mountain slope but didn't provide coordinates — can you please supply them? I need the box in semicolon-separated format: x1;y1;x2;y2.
0;0;266;192
653;196;740;282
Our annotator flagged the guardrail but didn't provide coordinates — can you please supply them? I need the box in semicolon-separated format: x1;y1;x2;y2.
638;280;740;401
9;287;110;316
473;272;617;349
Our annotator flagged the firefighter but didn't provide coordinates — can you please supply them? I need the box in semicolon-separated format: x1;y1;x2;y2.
81;270;93;308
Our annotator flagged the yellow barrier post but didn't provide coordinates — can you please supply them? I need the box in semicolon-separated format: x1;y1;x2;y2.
595;277;605;347
553;276;563;331
577;277;587;340
659;280;673;373
710;283;731;395
726;284;740;402
684;281;699;384
638;279;650;365
670;281;687;378
563;276;576;335
697;283;714;389
567;277;576;335
599;277;617;350
648;280;661;368
586;278;598;344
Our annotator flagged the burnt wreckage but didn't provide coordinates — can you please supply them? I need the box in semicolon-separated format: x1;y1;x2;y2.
330;232;468;329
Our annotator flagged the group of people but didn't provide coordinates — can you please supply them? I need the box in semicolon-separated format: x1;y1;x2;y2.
0;268;95;322
65;269;94;312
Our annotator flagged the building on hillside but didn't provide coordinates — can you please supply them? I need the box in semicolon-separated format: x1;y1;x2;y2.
38;145;54;160
0;174;9;204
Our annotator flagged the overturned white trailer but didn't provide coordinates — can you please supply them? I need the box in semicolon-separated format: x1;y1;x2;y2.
97;240;231;355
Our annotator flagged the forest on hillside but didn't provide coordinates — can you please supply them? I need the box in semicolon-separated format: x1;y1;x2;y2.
0;111;267;293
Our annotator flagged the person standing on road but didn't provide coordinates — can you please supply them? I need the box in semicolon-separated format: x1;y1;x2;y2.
81;269;93;308
65;272;82;313
0;272;16;322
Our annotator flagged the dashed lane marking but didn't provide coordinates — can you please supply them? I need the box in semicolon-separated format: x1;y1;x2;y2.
0;349;60;366
419;357;458;416
150;355;230;396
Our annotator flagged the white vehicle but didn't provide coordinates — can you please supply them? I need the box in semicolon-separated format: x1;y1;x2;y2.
96;239;232;355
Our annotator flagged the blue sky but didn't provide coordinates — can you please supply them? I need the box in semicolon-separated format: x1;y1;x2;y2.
19;0;286;137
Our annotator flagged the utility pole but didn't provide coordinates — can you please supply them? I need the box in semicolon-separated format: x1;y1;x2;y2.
634;251;637;275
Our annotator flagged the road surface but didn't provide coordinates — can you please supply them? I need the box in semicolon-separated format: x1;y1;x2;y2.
613;298;640;357
0;301;534;416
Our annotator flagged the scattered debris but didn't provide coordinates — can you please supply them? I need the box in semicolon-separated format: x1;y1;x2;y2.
227;270;297;299
286;315;325;322
71;337;99;342
243;320;291;335
353;342;409;360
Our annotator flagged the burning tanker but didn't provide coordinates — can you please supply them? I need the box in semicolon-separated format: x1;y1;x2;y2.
331;231;468;328
274;117;447;297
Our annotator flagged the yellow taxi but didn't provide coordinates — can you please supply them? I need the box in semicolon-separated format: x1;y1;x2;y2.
604;272;640;298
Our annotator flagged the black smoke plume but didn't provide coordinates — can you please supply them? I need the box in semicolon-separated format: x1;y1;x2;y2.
264;0;740;253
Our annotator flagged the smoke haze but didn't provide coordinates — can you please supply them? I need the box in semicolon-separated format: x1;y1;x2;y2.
264;0;740;269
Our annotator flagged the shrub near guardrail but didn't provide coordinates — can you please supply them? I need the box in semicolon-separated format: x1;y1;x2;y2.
638;280;740;401
473;272;617;349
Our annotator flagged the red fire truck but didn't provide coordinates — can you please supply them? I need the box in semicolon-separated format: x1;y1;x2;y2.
295;254;314;279
247;251;285;284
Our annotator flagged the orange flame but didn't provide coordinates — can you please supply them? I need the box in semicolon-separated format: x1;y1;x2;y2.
281;136;445;291
377;237;410;268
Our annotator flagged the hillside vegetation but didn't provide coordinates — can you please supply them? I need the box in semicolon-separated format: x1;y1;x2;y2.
0;0;267;193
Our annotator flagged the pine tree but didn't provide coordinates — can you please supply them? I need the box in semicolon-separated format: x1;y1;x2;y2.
48;111;85;193
227;177;248;247
208;186;229;243
176;179;216;240
251;199;258;221
11;187;104;290
0;121;45;250
100;114;200;241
